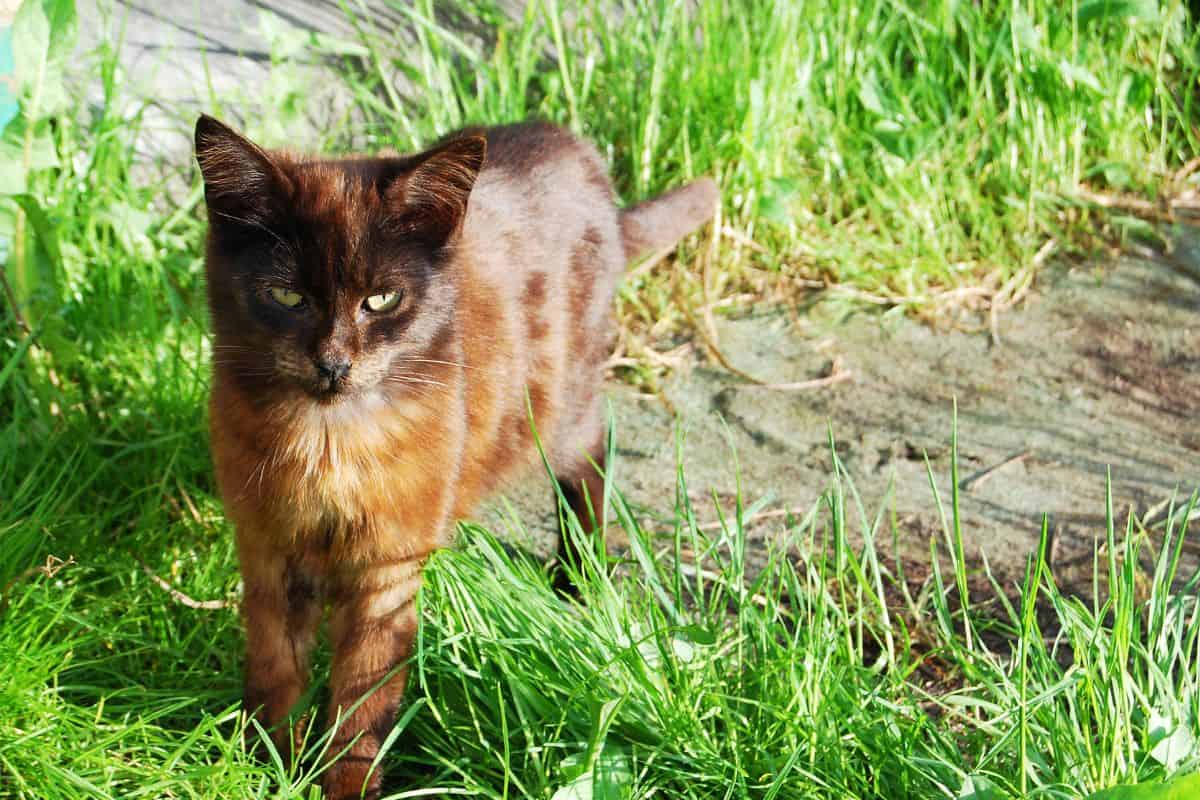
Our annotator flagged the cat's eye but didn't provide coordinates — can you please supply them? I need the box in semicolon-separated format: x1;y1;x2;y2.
269;286;304;308
364;291;403;313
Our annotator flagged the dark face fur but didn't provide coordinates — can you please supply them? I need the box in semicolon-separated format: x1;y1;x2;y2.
195;116;484;404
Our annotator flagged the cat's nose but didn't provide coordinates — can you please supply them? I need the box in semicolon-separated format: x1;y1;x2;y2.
316;359;351;383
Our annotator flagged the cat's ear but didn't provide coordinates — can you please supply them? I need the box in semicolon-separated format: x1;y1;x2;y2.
384;134;486;244
194;115;290;237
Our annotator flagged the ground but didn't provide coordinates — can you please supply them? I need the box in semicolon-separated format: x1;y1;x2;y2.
495;242;1200;595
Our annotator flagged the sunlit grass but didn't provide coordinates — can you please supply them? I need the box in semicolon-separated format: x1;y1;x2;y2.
1;1;1199;798
2;412;1197;798
329;0;1200;343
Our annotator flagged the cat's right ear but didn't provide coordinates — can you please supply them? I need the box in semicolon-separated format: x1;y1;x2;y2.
382;134;487;245
194;115;290;236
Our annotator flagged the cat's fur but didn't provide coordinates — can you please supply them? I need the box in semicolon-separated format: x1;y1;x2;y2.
195;114;716;800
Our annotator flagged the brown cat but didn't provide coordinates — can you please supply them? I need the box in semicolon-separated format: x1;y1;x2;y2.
195;114;716;799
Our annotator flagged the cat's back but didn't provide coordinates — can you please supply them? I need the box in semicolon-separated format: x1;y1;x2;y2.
449;121;624;511
458;120;625;336
465;122;620;249
482;121;614;199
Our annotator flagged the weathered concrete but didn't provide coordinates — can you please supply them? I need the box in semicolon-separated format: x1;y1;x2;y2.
76;0;521;163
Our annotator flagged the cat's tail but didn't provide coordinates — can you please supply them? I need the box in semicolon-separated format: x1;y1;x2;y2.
619;178;719;262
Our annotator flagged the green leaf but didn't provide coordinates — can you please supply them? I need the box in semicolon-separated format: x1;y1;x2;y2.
857;71;887;116
101;200;155;258
551;769;594;800
0;327;35;394
12;0;77;71
759;178;802;225
0;115;59;195
551;748;632;800
35;312;79;366
11;0;50;96
11;0;77;115
759;194;790;225
593;748;633;800
552;699;629;800
7;192;61;317
1078;0;1159;26
39;0;77;64
11;192;59;269
1010;6;1042;54
766;176;801;202
680;623;716;646
1087;772;1200;800
1103;162;1133;191
1059;60;1103;93
958;775;1005;800
1148;713;1197;772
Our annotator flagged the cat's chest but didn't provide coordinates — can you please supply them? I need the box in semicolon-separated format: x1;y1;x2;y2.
224;392;462;541
284;407;405;518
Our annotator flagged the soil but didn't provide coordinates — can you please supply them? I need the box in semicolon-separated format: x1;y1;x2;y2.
488;247;1200;595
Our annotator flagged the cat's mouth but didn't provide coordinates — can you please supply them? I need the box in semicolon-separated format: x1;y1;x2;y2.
311;377;353;402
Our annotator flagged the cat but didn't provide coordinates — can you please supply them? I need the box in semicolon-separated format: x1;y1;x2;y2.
195;113;717;800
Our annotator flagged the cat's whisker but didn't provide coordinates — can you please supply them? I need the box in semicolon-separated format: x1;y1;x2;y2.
211;364;269;371
384;375;450;390
210;363;276;376
379;386;437;404
394;357;474;371
389;370;448;381
209;209;288;248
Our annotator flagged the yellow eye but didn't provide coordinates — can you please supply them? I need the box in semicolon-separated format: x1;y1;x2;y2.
364;291;402;312
269;287;304;308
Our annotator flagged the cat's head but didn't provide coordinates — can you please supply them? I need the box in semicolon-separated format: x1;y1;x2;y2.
195;115;485;403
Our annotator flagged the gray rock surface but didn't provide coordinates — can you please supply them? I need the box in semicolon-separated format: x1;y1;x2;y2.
77;0;522;161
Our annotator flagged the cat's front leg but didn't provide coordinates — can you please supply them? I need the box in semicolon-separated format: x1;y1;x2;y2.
238;540;322;765
322;555;425;800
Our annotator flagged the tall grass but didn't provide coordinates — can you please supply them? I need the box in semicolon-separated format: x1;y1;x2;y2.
2;412;1197;798
331;0;1200;337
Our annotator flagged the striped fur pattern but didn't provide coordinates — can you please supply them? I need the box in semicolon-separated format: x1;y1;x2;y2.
195;115;716;799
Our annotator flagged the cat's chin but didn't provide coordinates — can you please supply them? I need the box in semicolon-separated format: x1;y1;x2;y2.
284;376;350;405
311;387;350;404
304;385;386;412
309;387;360;407
303;377;366;404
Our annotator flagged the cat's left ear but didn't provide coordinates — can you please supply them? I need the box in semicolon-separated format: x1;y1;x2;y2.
385;134;487;244
194;114;291;239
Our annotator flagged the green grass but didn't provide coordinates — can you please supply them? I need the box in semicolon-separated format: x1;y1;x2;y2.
2;416;1198;798
324;0;1200;344
2;0;1200;798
